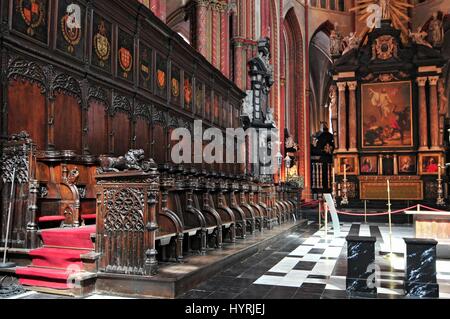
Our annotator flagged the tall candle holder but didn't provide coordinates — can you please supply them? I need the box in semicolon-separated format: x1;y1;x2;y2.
340;165;349;206
437;161;445;206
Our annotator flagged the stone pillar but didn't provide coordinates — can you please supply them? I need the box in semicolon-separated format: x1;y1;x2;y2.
211;4;219;67
219;3;230;78
404;238;439;298
337;82;347;152
234;42;244;90
347;81;357;152
429;76;440;149
417;77;429;150
195;0;209;58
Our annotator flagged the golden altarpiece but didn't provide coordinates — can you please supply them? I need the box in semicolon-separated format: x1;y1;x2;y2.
330;19;447;204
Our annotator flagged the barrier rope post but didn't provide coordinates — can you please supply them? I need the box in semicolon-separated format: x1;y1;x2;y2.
324;202;328;241
387;180;393;258
318;199;322;229
364;200;367;224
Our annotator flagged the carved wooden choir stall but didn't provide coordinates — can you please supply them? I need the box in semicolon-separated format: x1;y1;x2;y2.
0;0;301;297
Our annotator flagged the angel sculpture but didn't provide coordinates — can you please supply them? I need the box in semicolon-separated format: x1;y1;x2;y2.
409;27;433;48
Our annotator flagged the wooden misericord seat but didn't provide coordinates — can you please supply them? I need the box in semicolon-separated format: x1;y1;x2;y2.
257;184;277;229
236;180;257;234
224;176;247;239
155;164;184;262
192;170;222;249
246;182;265;231
208;173;236;244
166;165;207;256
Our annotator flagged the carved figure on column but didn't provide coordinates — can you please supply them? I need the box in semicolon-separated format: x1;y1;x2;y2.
329;85;337;119
330;23;343;57
438;79;448;145
342;33;361;55
241;37;275;128
428;12;444;48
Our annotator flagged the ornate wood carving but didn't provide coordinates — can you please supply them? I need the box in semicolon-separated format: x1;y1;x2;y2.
87;85;109;108
7;56;47;93
111;93;132;116
134;102;152;121
51;73;82;105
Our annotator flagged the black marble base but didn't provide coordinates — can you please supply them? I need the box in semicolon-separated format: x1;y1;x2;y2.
404;238;439;298
346;236;377;295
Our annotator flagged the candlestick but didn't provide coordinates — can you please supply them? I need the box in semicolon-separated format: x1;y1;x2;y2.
437;159;445;206
332;167;335;184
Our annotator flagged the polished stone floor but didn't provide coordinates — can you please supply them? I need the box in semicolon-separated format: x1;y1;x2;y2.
3;220;450;299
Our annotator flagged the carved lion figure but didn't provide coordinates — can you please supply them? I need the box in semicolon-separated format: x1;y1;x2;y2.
98;149;155;173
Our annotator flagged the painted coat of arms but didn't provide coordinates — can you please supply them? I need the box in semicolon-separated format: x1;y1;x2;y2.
119;47;133;78
140;48;151;86
61;3;81;53
18;0;45;36
172;78;180;97
184;79;192;105
94;21;110;67
157;69;166;89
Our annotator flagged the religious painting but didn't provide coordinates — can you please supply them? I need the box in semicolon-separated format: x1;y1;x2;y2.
171;65;180;105
155;54;167;98
139;43;152;91
184;74;193;110
92;14;112;72
361;81;413;148
419;153;442;175
195;82;204;116
337;155;359;175
117;29;134;81
360;155;378;174
12;0;49;44
398;155;417;174
57;0;85;60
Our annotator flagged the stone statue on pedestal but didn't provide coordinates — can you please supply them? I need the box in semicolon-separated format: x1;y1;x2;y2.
241;37;275;129
428;12;444;48
330;23;343;57
342;32;361;55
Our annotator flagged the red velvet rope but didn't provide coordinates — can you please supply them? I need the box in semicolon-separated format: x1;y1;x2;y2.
333;204;447;217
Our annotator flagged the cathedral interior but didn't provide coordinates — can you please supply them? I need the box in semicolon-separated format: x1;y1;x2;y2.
1;0;450;302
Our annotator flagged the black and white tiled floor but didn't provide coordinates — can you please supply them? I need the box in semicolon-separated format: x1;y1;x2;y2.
179;221;450;299
4;221;450;299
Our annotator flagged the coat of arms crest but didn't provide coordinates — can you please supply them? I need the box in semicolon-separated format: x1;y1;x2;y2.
184;79;192;105
171;78;180;97
140;49;151;84
119;47;132;78
94;20;110;67
19;0;45;37
157;69;166;89
61;3;81;53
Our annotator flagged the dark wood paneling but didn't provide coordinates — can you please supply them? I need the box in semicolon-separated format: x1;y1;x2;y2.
111;112;130;156
53;94;82;151
152;124;166;164
87;100;108;155
7;80;46;149
134;118;150;157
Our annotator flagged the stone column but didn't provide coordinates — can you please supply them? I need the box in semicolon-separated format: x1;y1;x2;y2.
211;4;219;67
337;82;347;152
429;76;440;149
195;0;209;58
347;81;357;152
417;77;429;150
234;42;244;90
219;3;230;78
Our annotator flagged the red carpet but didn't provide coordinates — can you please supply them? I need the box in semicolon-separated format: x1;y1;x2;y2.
16;226;95;290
